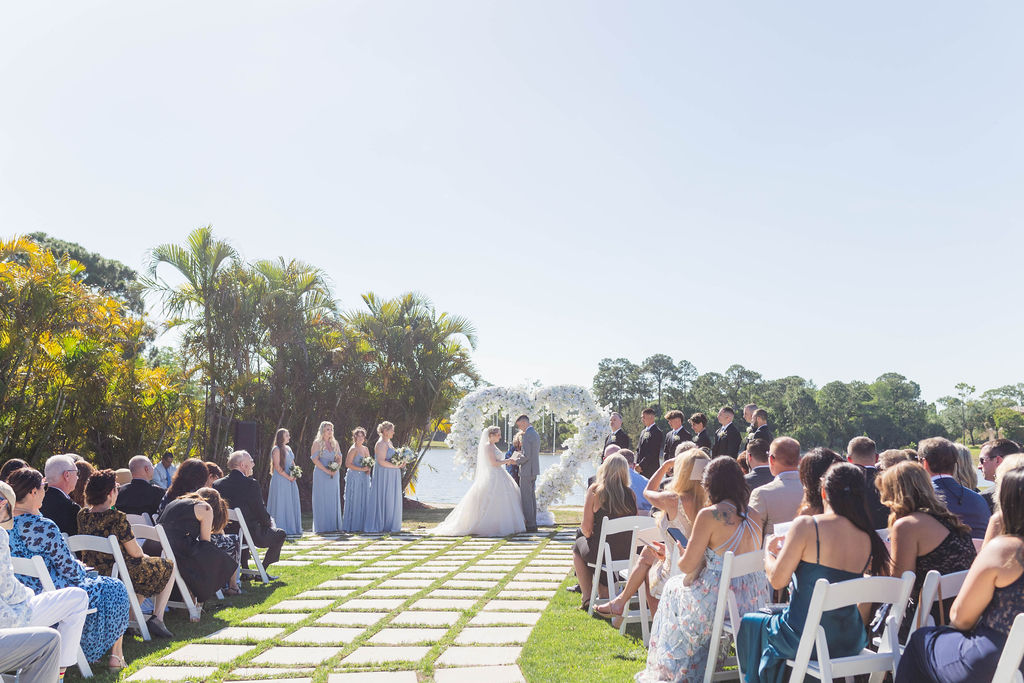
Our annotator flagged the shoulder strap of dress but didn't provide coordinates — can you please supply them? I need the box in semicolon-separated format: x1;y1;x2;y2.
812;517;820;564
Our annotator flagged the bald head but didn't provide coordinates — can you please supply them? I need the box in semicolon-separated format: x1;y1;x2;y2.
603;444;621;461
769;437;801;471
128;455;154;480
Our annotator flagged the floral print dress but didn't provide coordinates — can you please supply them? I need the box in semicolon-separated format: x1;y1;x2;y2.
9;513;130;662
77;508;174;596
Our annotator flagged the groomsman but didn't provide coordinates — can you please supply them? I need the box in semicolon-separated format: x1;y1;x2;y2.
742;404;758;450
690;412;713;451
603;412;632;456
712;406;742;458
661;410;691;462
749;409;773;446
635;407;663;478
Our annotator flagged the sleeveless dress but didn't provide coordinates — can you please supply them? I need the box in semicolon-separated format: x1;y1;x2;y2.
158;498;239;603
433;444;526;537
267;445;302;536
896;566;1024;682
647;498;693;600
737;518;870;683
311;444;343;533
637;508;770;682
9;513;130;663
899;517;976;639
366;446;403;533
76;508;174;596
574;494;639;586
342;451;372;532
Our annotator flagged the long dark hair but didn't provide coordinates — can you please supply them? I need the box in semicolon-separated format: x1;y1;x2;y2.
1000;465;1024;537
164;458;209;503
271;428;289;474
799;447;843;515
823;463;890;576
0;459;28;482
703;456;749;518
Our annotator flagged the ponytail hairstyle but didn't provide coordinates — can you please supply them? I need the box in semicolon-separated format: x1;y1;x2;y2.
823;462;890;576
271;428;289;474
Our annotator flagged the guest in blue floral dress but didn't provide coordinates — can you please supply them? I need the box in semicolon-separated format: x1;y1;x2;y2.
6;468;130;670
636;457;770;682
267;428;303;535
342;427;373;532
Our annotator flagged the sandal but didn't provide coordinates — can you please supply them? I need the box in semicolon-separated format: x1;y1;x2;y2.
223;586;243;596
594;602;624;619
108;655;127;673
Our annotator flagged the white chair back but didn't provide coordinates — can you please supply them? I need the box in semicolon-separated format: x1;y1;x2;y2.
704;549;767;683
66;534;151;641
228;507;270;583
587;515;656;618
131;523;201;621
993;613;1024;683
910;569;968;635
615;521;663;644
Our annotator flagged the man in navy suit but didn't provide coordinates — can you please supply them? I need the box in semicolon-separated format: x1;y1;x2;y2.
743;438;774;491
919;437;990;538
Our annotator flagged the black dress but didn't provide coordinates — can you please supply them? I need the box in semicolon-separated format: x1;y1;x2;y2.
574;492;638;586
159;498;238;602
899;518;976;639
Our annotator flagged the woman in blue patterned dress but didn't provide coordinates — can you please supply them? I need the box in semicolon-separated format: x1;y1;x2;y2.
309;421;343;533
6;468;130;672
342;427;372;532
636;456;770;682
365;421;403;533
267;427;302;536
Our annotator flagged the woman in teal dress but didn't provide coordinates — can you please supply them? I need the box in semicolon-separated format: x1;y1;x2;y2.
365;421;403;533
342;427;372;532
267;427;302;536
737;462;890;683
309;421;343;533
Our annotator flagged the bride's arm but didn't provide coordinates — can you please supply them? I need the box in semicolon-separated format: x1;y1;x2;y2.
491;445;510;467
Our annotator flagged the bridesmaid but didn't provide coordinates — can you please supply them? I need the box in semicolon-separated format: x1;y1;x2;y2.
341;427;372;532
310;421;343;533
267;428;302;536
365;421;403;533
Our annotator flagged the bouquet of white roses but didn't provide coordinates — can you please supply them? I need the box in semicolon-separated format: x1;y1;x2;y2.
289;464;303;479
390;446;416;469
363;457;374;475
328;461;341;472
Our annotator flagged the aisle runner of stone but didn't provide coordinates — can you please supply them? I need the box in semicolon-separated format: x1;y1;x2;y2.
128;528;575;683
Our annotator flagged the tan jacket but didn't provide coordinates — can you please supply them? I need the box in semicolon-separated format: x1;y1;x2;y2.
748;470;803;542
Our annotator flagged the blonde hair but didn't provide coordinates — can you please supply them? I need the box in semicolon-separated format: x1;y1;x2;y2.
668;448;710;507
994;453;1024;512
876;461;970;534
952;443;978;490
315;421;341;454
377;421;395;437
595;454;635;518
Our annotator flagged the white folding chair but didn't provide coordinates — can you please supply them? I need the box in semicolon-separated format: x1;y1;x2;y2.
65;534;151;641
993;613;1024;683
615;525;660;644
786;571;915;683
911;569;968;634
11;555;94;678
131;523;201;621
229;507;270;583
704;549;767;682
125;513;154;527
587;515;656;617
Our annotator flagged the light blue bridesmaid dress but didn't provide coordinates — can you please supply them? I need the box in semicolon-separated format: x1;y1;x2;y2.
365;446;403;533
341;451;371;532
311;445;343;533
267;445;302;536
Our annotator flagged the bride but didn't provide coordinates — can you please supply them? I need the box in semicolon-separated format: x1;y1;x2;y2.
433;426;526;536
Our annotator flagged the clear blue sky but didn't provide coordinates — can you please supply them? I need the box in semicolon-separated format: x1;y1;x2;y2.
2;2;1021;402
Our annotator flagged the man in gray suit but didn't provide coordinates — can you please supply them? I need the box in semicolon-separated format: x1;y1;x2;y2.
513;414;540;531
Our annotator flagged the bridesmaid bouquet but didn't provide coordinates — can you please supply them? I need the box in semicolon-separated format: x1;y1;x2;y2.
391;447;416;469
363;458;375;475
328;461;341;472
289;464;304;479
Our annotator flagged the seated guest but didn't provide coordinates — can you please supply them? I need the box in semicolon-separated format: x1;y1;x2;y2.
152;451;176;489
743;438;773;491
40;454;81;535
204;462;223;488
193;486;242;594
212;450;287;575
116;455;165;517
6;468;130;671
953;443;979;491
637;457;770;681
618;450;652;515
690;412;713;451
847;436;889;530
797;447;843;516
158;488;238;608
571;454;638;610
978;439;1021;512
156;458;209;516
748;437;803;540
0;459;27;482
919;437;990;538
738;463;890;683
981;453;1024;546
76;470;176;638
0;627;64;683
737;453;750;475
895;462;1024;682
662;410;691;463
594;448;710;620
876;461;975;638
0;480;90;678
879;448;911;471
70;461;95;508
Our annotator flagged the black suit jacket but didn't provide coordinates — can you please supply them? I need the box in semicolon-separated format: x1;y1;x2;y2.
859;466;890;531
746;424;773;449
744;465;774;491
693;429;713;451
603;429;632;456
712;422;742;458
636;424;664;478
116;479;165;517
662;427;692;462
41;487;80;535
212;469;274;532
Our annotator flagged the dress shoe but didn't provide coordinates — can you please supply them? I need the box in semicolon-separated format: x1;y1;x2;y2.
146;617;174;639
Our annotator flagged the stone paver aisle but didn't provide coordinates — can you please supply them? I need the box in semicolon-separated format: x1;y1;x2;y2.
127;527;576;682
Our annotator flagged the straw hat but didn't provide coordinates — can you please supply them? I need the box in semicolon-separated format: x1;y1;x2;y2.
115;469;132;486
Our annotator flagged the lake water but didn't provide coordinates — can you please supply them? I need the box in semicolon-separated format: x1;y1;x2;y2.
408;448;596;506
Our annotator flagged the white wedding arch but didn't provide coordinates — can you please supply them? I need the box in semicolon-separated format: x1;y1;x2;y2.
445;384;609;526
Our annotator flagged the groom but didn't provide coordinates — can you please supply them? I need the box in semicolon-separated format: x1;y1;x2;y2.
513;414;539;531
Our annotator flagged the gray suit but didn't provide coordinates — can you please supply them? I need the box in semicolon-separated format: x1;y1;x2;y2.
516;425;540;529
0;627;61;683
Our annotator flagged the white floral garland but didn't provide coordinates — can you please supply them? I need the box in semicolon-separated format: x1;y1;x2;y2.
445;384;608;525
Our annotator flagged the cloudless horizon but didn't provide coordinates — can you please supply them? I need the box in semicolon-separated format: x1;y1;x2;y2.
2;2;1022;403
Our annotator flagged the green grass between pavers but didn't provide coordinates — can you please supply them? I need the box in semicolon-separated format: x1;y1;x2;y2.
520;572;647;682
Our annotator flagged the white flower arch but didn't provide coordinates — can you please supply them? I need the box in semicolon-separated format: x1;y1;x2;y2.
445;384;609;525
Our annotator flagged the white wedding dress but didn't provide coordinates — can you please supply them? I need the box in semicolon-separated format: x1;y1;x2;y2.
433;431;527;536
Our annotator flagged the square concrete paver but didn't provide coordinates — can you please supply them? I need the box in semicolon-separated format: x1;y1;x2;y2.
317;611;389;626
362;588;419;598
127;666;217;681
391;610;462;626
379;579;433;589
297;589;355;599
482;600;549;611
271;599;334;611
410;598;477;610
455;626;533;644
328;673;419;683
496;590;555;599
368;627;448;644
251;646;342;665
435;646;522;667
231;668;316;676
453;572;506;580
320;579;372;588
204;626;285;641
469;611;541;626
505;581;560;590
163;643;253;663
231;679;312;683
285;626;364;643
434;666;525;683
338;646;431;665
243;612;309;625
342;598;405;610
428;589;484;599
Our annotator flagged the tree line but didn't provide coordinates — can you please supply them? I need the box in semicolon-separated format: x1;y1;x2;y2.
592;355;1024;450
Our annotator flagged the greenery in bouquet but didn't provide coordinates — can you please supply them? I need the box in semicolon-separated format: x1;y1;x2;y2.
328;461;341;472
363;457;375;475
391;446;416;468
289;465;303;479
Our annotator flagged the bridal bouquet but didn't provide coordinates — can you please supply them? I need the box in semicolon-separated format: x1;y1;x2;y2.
390;447;416;469
289;464;304;479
